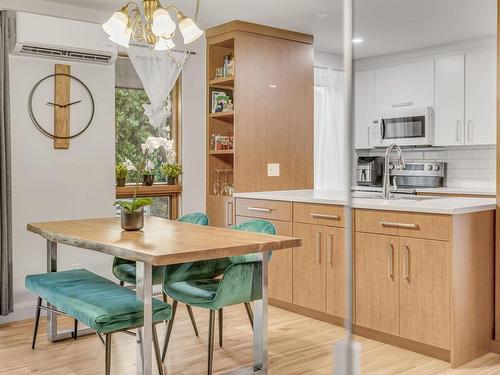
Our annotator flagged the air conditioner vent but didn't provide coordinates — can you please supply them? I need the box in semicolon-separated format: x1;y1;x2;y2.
19;44;113;64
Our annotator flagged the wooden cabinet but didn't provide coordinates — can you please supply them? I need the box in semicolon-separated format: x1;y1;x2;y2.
465;47;496;145
325;227;346;318
434;54;465;146
355;232;400;336
207;196;234;227
399;237;451;349
354;70;375;149
374;60;434;110
205;22;314;226
292;223;326;311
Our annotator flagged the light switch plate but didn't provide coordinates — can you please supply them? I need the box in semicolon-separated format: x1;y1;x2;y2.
267;163;280;177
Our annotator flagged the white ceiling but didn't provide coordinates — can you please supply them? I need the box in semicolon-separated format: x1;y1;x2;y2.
38;0;497;58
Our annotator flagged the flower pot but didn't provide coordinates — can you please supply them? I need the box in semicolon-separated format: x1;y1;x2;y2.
121;208;144;231
167;176;177;185
116;177;126;187
143;175;154;186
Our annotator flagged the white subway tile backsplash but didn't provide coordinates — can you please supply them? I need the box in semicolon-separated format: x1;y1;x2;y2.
447;150;475;160
475;168;496;179
423;151;447;160
447;168;474;178
475;149;496;160
445;160;462;169
461;159;491;169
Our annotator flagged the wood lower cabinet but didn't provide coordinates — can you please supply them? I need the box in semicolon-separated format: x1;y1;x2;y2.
399;237;451;349
355;232;400;336
325;227;346;318
292;223;326;311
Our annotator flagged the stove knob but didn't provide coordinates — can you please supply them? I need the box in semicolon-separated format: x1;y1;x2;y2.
389;165;394;170
434;165;440;171
426;165;433;170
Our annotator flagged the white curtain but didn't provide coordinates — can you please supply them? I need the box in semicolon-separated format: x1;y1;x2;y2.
128;45;183;129
314;67;345;190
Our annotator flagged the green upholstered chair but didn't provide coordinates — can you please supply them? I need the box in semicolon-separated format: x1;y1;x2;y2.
161;219;276;375
26;269;171;375
112;212;209;336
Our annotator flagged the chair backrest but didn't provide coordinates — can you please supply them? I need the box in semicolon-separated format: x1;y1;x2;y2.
177;212;209;225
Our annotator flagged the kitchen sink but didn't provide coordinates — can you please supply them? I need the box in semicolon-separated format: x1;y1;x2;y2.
351;192;437;201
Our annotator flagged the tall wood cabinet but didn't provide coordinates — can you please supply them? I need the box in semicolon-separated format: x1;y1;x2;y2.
205;21;314;226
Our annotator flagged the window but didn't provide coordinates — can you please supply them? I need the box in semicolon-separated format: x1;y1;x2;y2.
115;56;181;219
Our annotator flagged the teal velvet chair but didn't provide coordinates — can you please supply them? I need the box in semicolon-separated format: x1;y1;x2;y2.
26;269;171;375
161;219;276;375
112;212;209;336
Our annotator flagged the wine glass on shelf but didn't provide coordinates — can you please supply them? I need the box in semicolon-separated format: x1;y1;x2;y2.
213;169;221;196
220;169;228;196
225;169;234;196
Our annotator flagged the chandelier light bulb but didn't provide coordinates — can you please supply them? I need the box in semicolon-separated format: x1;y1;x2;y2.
155;37;175;51
152;7;176;37
109;27;132;48
177;14;204;44
102;9;129;37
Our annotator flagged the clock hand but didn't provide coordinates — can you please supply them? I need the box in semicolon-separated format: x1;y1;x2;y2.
46;101;64;108
63;100;82;108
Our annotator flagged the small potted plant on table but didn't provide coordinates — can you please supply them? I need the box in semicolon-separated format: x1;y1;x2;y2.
162;163;182;185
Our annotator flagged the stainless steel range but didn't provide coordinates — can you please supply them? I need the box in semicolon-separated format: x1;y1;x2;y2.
389;161;445;188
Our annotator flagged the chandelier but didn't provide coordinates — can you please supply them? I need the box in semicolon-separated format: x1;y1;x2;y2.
102;0;203;52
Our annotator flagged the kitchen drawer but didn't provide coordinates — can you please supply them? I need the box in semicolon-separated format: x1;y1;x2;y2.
355;209;452;241
235;198;292;221
293;203;344;227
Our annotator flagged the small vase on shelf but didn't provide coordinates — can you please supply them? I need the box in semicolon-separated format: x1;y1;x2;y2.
116;177;126;187
167;177;177;185
143;174;154;186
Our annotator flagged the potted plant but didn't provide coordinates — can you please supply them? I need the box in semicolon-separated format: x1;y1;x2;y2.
115;163;128;187
143;159;155;186
115;137;173;231
162;163;182;185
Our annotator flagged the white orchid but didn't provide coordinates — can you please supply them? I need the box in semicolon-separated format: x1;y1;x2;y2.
141;136;172;154
144;159;155;173
166;150;177;164
123;158;136;171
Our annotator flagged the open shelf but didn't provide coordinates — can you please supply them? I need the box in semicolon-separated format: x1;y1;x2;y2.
209;111;234;120
209;76;235;89
209;149;234;155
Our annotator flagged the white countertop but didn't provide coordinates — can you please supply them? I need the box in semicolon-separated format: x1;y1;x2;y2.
233;189;497;215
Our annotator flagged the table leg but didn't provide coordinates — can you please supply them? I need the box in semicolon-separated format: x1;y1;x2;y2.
253;251;269;373
136;261;153;375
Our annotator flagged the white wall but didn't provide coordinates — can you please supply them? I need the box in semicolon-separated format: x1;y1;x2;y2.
0;55;115;323
315;50;343;70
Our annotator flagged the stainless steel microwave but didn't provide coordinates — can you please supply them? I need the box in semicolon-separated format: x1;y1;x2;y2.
368;106;434;147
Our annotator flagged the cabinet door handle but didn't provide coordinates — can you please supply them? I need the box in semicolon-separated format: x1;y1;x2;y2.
467;120;473;141
247;207;272;213
391;102;413;108
315;231;322;264
456;120;461;142
379;221;418;229
403;245;410;281
387;243;394;278
327;234;334;267
225;201;234;227
310;213;340;220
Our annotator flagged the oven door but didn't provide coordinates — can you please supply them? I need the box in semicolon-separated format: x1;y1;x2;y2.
379;107;433;146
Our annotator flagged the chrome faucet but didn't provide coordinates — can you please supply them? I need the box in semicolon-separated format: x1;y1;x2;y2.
382;143;406;199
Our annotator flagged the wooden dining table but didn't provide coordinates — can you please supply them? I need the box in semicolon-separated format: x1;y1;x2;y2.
27;216;301;375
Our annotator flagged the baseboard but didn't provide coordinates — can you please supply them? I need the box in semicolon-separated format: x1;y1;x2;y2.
269;298;450;363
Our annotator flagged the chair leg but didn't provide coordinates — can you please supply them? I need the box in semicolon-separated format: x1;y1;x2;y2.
244;302;254;330
186;305;199;337
161;299;178;362
73;319;78;340
31;297;42;349
208;310;216;375
105;334;112;375
218;308;223;347
119;281;124;286
152;325;164;375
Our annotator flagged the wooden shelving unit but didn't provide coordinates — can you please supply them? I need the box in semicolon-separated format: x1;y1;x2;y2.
205;21;314;228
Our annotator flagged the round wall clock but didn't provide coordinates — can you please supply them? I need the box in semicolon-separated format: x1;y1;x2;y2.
28;65;95;149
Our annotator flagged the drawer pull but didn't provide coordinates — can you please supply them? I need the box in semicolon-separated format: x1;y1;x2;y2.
404;245;410;281
379;221;418;229
387;243;394;278
310;213;340;220
327;234;334;267
247;207;273;213
315;231;322;264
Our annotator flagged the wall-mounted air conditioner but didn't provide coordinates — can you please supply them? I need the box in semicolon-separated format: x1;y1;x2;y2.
11;12;117;65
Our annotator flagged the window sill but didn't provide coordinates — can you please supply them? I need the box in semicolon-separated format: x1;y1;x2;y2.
116;183;182;198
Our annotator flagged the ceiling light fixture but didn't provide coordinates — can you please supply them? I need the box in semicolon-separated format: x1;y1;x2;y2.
103;0;203;63
352;38;363;44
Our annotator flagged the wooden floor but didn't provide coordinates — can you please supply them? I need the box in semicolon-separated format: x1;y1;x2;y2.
1;304;500;374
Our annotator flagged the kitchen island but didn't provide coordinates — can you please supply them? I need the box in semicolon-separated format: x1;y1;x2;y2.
233;189;496;368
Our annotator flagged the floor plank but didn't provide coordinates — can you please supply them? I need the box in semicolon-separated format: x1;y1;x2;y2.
0;304;499;374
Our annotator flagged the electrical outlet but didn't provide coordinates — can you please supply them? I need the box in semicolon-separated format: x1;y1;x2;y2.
267;163;280;177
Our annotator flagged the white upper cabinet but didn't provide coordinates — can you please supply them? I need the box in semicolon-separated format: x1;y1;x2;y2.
354;70;375;149
374;60;434;111
465;47;496;145
434;54;465;146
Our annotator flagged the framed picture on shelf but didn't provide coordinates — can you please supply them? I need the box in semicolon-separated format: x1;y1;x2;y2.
211;90;231;113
